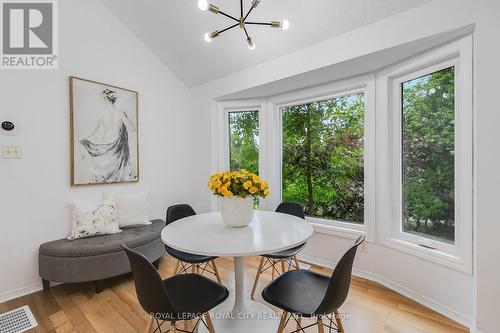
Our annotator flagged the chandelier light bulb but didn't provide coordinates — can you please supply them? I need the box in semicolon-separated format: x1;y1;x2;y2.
251;0;261;8
281;19;290;30
247;37;256;50
198;0;209;11
204;32;212;42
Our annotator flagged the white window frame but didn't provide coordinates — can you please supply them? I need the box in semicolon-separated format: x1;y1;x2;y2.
268;75;376;241
379;36;473;273
213;100;266;211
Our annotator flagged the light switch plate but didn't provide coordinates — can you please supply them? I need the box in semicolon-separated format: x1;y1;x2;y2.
2;145;23;159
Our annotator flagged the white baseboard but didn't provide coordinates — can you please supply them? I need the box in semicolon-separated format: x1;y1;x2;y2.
298;253;473;330
0;282;43;304
0;281;63;304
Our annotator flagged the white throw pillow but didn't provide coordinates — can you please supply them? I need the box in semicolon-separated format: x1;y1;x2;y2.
68;200;121;240
103;192;151;227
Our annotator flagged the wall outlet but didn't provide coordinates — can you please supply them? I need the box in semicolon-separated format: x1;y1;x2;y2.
2;145;23;159
360;242;369;253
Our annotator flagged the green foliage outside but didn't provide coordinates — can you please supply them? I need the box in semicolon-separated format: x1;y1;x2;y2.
227;67;455;243
282;94;365;223
402;67;455;243
228;111;259;174
228;111;260;207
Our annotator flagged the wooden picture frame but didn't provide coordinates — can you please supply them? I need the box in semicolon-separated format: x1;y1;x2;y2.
69;76;139;186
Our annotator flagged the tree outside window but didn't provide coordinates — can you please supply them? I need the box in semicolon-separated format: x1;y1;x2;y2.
281;93;365;223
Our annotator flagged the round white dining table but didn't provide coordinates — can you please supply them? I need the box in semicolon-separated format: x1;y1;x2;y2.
161;210;314;333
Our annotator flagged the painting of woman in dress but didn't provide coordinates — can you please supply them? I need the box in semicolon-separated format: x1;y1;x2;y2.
70;77;139;185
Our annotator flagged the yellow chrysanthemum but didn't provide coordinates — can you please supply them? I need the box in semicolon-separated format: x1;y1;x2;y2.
208;170;269;199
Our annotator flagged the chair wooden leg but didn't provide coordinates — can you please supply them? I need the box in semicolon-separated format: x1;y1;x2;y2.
194;318;200;333
204;313;215;333
277;312;289;333
272;260;276;279
281;260;286;274
251;257;265;300
296;315;302;332
192;264;196;273
144;316;153;333
211;260;222;284
317;316;325;333
174;260;180;274
171;321;177;333
293;256;301;270
334;311;345;333
196;264;200;274
194;319;199;333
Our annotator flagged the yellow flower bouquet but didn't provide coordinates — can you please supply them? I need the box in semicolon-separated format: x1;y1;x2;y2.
207;169;270;199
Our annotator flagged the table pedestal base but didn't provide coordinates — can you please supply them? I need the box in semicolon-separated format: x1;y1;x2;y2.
199;299;279;333
199;257;279;333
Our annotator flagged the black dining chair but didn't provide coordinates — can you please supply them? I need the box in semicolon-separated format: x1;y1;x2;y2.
122;244;229;333
166;204;222;283
251;202;307;299
262;236;365;333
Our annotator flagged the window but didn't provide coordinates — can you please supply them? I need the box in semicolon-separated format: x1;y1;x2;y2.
382;35;473;272
228;111;259;174
281;93;365;224
402;67;455;244
227;110;260;207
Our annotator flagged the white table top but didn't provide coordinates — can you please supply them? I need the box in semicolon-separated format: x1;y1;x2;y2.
161;210;314;257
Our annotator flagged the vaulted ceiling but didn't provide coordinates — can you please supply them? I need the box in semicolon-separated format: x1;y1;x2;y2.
101;0;430;88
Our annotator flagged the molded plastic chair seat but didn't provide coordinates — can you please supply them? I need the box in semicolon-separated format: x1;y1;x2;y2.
262;270;330;317
261;236;365;333
123;244;226;332
263;243;307;259
163;274;229;316
166;204;222;283
166;246;218;264
250;202;308;300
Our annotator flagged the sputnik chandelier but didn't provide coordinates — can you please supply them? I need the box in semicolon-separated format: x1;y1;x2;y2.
198;0;290;50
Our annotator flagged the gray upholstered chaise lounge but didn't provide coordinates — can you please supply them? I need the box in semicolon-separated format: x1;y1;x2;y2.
39;219;166;293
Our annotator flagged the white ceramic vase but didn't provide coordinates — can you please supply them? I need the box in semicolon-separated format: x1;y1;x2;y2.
220;196;254;228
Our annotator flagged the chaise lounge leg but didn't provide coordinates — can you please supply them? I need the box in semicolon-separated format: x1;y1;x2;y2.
42;279;50;291
94;280;104;293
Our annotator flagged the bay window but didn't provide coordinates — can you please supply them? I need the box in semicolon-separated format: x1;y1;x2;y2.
215;36;472;270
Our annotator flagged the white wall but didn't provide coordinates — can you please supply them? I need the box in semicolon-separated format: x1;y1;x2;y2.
0;0;191;301
189;0;500;331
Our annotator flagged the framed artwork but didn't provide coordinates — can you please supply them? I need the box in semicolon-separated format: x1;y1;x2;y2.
70;76;139;186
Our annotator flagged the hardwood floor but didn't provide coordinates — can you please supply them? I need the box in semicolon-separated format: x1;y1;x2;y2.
0;255;468;333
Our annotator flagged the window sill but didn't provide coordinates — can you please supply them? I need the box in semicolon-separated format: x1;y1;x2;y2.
307;217;374;242
380;237;472;274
